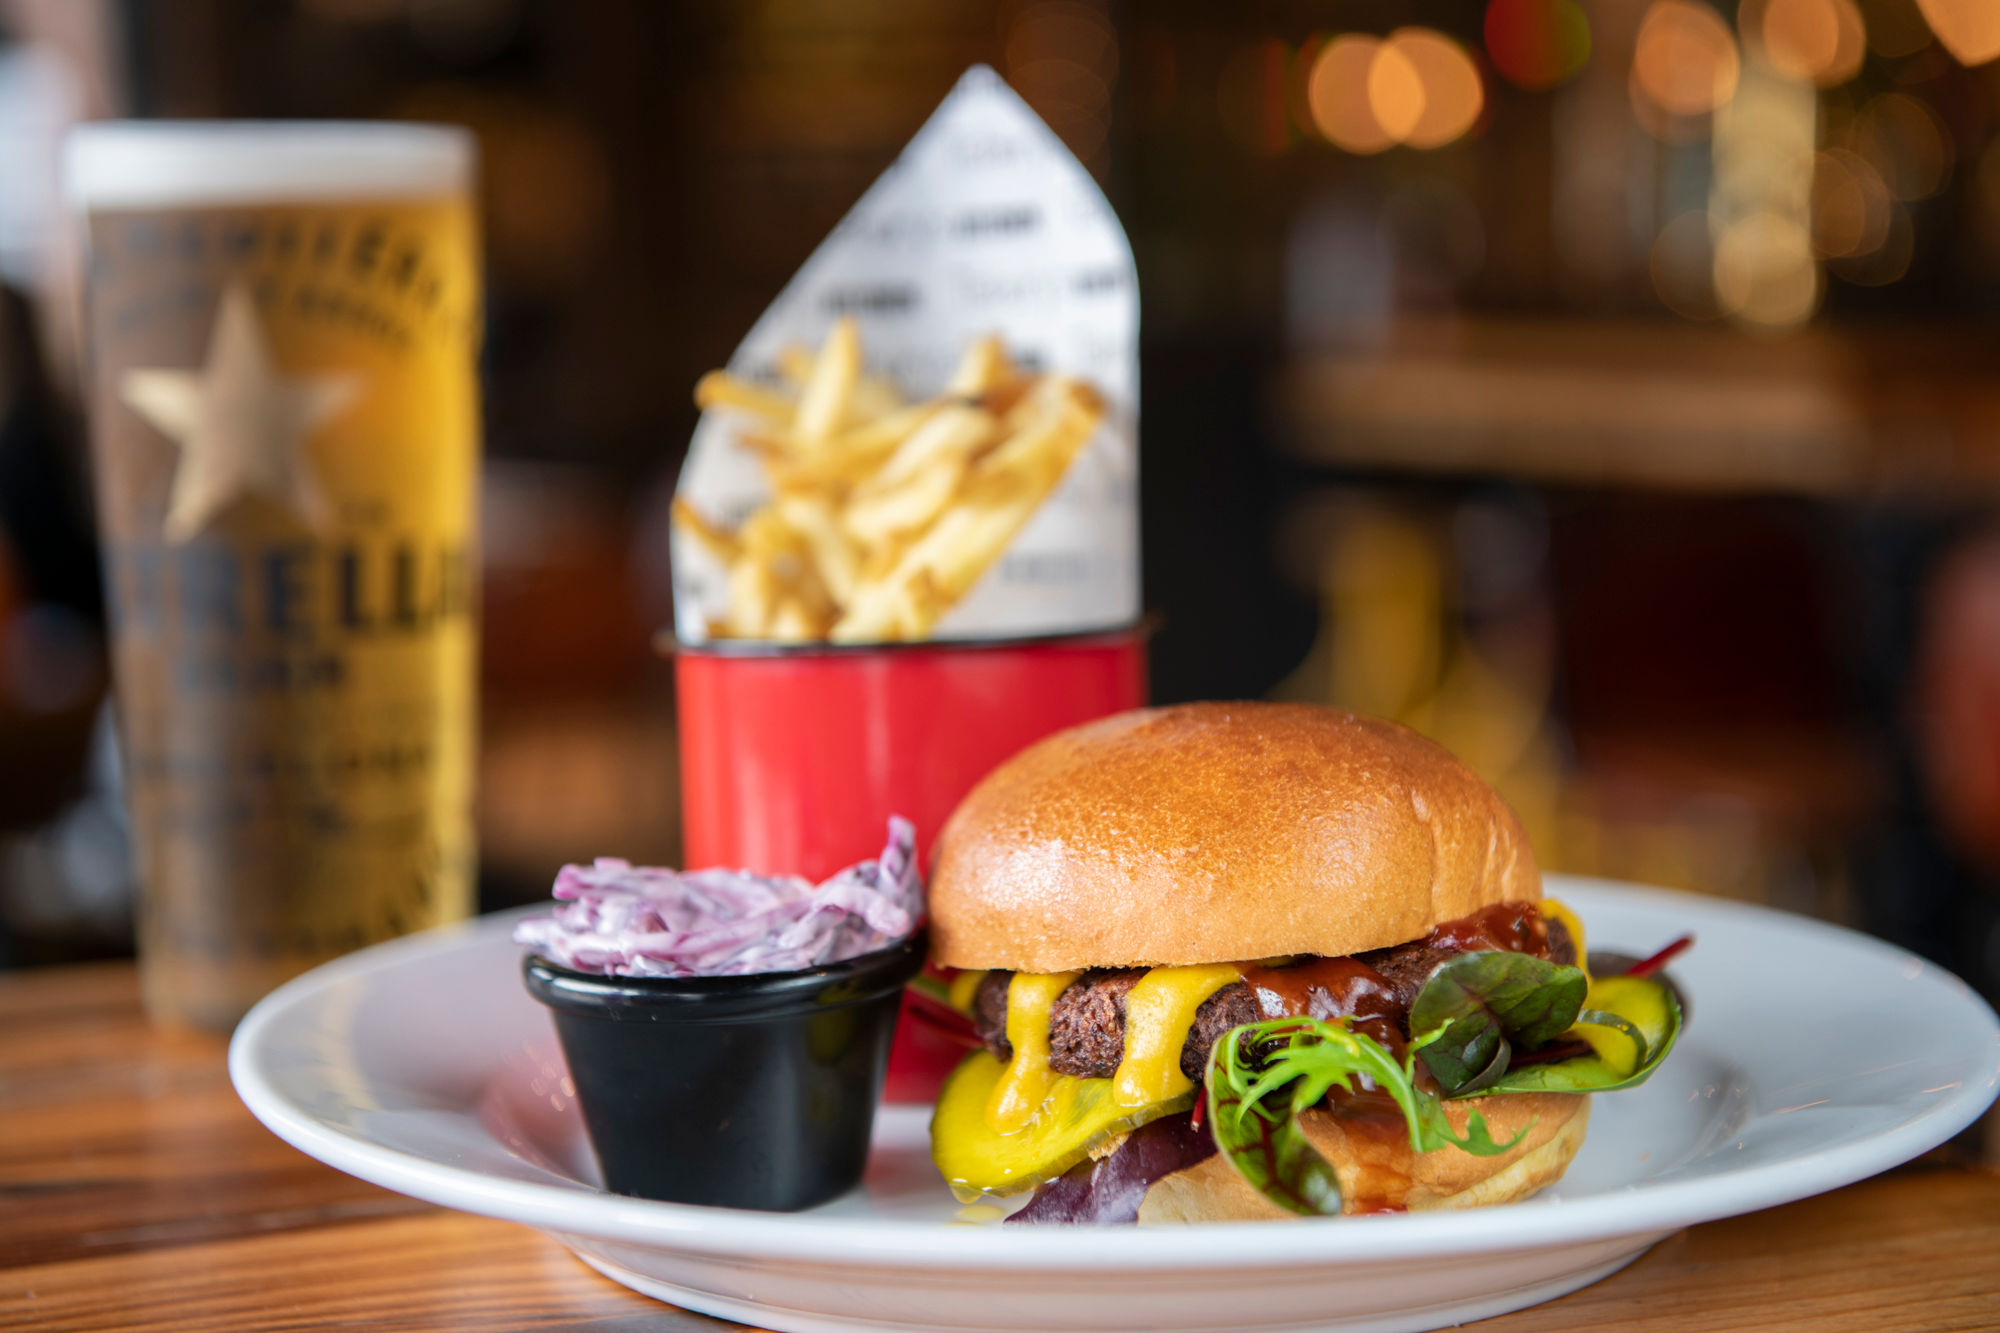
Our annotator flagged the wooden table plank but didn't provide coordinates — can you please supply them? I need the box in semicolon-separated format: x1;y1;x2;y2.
2;1212;698;1333
2;962;1996;1332
7;1163;1997;1332
1475;1162;2000;1332
0;964;428;1269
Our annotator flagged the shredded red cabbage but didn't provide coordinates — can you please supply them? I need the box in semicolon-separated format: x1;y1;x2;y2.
514;817;921;977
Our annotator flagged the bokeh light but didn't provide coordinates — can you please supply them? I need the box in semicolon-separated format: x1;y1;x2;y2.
1307;35;1394;154
1913;0;2000;66
1381;28;1486;149
1742;0;1868;86
1368;41;1426;143
1810;147;1892;258
1852;92;1954;199
1710;68;1819;327
1483;0;1592;91
1633;0;1741;120
1713;212;1821;326
1305;30;1485;155
1827;197;1914;284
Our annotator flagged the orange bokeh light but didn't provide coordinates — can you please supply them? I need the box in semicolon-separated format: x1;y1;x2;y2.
1633;0;1741;119
1368;42;1426;143
1744;0;1867;86
1853;92;1954;200
1914;0;2000;67
1307;35;1394;154
1381;28;1486;149
1811;147;1892;258
1306;29;1484;155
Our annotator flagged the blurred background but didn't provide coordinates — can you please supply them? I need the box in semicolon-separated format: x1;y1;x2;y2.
1;0;1998;1050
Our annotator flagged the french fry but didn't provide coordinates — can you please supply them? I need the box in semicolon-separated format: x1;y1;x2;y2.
733;432;798;465
765;402;936;491
837;404;994;544
776;344;817;385
841;454;970;546
978;379;1104;486
830;378;1104;641
792;317;861;445
671;496;740;566
828;400;938;459
847;375;904;423
773;491;859;604
725;552;780;637
783;340;903;426
695;370;794;424
769;596;827;643
689;325;1106;643
946;334;1012;397
861;404;995;492
829;577;914;644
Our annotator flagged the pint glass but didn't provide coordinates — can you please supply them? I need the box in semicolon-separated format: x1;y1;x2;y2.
64;124;480;1028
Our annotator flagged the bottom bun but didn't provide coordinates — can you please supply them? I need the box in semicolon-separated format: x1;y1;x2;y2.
1137;1093;1589;1223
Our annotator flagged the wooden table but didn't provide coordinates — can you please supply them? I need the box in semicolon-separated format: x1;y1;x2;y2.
4;963;1998;1332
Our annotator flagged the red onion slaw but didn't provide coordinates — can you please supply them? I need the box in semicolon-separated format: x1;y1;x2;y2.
514;817;922;977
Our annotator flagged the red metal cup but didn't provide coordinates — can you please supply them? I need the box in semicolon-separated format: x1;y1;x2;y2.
673;626;1148;1101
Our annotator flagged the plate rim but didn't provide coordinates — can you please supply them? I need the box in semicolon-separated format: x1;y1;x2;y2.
228;877;2000;1270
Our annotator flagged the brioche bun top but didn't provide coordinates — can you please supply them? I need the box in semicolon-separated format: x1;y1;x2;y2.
929;702;1539;972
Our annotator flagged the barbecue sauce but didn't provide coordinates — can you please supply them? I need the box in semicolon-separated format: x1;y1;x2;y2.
1424;901;1551;957
1227;903;1554;1214
1236;957;1407;1058
1233;956;1419;1213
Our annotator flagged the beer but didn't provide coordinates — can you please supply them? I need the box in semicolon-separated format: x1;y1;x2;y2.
65;124;480;1028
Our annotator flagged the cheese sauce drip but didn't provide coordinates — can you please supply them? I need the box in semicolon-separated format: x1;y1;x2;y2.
986;971;1080;1133
1110;964;1240;1108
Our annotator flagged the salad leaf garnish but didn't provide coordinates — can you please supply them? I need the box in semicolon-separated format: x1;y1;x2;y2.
1468;973;1684;1097
1203;1017;1526;1216
1409;951;1588;1094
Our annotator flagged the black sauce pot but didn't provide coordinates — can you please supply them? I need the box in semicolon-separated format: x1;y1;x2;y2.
522;930;926;1211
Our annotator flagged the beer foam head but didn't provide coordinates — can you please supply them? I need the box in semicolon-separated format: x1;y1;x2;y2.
63;121;474;211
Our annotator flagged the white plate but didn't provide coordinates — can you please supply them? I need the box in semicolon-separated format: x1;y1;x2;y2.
230;878;2000;1333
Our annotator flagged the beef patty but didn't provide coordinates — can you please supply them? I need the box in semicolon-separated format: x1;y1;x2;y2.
970;909;1573;1080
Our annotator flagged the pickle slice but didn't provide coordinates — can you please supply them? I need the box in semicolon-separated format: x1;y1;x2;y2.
1581;974;1674;1059
1469;971;1683;1097
930;1051;1194;1199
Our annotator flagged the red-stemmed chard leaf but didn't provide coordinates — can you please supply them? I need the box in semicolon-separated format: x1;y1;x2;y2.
1408;952;1588;1094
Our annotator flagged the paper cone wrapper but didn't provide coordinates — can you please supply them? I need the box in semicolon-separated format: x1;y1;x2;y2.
671;65;1139;646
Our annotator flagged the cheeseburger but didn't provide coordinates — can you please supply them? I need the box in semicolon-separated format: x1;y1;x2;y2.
926;702;1683;1223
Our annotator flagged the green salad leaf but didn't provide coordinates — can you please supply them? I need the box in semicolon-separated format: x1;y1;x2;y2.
1409;952;1588;1094
1203;1017;1526;1216
1466;974;1684;1098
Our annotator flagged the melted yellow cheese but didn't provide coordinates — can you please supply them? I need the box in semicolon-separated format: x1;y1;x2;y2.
946;968;989;1015
985;971;1080;1134
1111;964;1241;1108
934;1050;1196;1199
